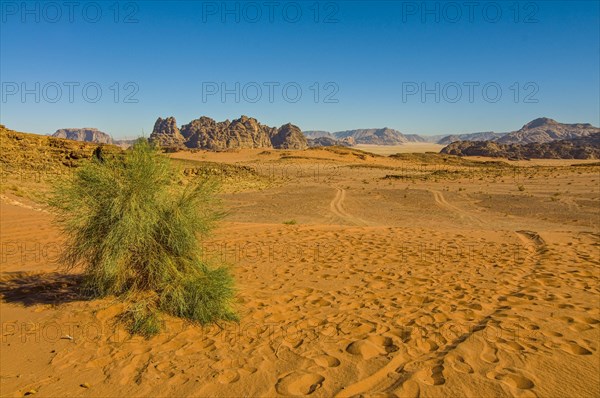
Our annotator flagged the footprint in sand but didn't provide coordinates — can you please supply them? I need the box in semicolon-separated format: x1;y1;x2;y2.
275;371;325;395
446;355;474;374
393;379;420;398
312;354;341;368
480;342;499;364
488;368;535;390
416;363;445;386
416;338;439;353
559;341;592;355
217;369;240;384
346;335;398;360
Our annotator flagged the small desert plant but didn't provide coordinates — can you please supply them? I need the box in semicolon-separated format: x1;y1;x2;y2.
50;139;237;336
283;219;297;225
517;184;526;191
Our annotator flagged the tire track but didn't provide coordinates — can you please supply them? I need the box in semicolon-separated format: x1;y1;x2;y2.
329;188;371;227
429;189;483;226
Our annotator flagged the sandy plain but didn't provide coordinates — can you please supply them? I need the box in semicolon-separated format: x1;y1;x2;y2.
1;146;599;397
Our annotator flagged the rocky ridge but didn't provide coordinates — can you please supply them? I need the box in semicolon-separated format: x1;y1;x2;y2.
151;115;307;151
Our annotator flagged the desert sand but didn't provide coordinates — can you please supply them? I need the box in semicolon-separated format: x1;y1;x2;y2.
1;147;599;397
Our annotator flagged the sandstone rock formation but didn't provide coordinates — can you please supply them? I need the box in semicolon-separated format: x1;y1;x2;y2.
180;115;275;150
150;117;186;149
153;115;306;151
51;128;113;144
271;123;307;150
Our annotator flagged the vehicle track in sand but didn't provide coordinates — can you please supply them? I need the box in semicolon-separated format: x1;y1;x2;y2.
329;188;371;227
429;189;484;226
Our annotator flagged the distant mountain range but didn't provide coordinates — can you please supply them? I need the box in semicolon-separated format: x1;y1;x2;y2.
48;117;599;159
304;118;599;148
304;128;431;144
303;128;505;145
440;118;600;159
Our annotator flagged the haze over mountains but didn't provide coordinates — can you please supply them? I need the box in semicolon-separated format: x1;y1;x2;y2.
304;128;434;145
304;117;599;146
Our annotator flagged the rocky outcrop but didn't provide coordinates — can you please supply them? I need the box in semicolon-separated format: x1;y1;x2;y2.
496;118;599;144
177;116;307;151
181;115;275;150
271;123;307;150
51;128;113;144
440;133;600;160
150;117;186;149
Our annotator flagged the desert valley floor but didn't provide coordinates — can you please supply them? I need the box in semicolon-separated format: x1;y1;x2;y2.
1;147;599;397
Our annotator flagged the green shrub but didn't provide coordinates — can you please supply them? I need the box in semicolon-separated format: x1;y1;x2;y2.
50;139;237;336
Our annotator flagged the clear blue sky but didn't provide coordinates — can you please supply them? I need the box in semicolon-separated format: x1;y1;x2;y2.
1;1;598;139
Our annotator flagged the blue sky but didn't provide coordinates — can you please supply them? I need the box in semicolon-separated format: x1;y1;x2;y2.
1;1;599;139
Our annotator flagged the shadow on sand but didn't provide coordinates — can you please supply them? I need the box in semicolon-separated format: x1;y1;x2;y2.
0;272;88;306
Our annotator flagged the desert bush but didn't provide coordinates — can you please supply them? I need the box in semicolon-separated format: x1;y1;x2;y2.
50;139;237;336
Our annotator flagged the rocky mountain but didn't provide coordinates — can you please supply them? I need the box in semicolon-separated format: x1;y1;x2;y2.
333;128;408;145
440;133;600;160
150;117;186;149
303;130;463;145
496;118;599;144
271;123;308;150
180;115;275;150
51;128;113;144
437;132;506;145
